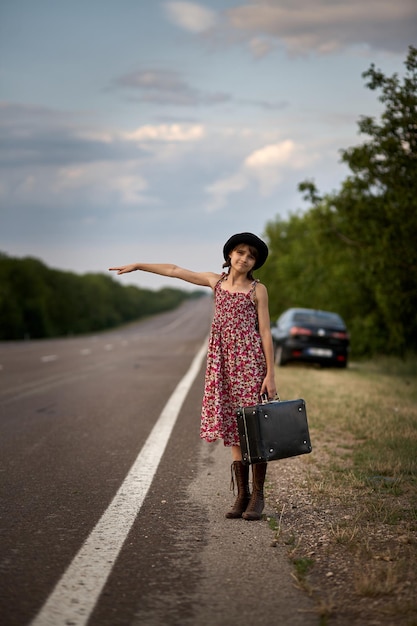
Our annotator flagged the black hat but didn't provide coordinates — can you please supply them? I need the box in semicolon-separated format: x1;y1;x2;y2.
223;232;268;270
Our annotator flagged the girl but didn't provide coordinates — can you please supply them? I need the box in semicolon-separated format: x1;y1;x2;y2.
109;232;277;521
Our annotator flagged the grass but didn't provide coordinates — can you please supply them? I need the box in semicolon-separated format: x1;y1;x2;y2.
293;557;315;587
268;357;417;625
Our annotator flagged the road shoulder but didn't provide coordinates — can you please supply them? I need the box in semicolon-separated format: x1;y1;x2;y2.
184;441;318;626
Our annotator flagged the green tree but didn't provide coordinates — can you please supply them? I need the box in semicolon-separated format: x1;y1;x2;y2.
261;46;417;356
0;253;200;340
334;46;417;353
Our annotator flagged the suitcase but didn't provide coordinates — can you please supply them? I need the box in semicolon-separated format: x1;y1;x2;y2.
236;398;312;465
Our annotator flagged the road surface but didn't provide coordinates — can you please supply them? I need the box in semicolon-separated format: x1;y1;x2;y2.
0;297;317;625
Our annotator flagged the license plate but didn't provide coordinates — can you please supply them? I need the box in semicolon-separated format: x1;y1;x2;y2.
307;348;333;357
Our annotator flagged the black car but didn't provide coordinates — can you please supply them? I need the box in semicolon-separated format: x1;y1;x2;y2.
271;308;350;368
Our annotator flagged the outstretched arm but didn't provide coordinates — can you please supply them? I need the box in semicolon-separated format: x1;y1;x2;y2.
109;263;221;289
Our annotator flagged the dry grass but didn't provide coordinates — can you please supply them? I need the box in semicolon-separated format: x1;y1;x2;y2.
266;359;417;626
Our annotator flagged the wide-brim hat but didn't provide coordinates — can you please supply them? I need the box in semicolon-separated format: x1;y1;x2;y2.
223;232;268;270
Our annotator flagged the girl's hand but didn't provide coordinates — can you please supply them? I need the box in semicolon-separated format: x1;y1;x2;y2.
261;375;277;400
109;264;137;275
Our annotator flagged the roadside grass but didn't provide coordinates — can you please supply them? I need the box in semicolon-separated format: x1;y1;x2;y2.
267;357;417;625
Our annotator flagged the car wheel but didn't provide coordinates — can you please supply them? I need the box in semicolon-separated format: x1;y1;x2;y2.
274;345;287;366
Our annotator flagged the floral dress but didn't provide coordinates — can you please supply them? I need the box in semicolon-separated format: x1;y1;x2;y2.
200;275;266;446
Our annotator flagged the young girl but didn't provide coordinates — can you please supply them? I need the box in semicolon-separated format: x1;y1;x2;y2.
109;232;277;521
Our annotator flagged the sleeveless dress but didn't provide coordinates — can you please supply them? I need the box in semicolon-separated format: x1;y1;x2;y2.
200;275;267;447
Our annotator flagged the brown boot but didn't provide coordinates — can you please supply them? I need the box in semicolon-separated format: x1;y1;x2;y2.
225;461;250;519
242;462;267;521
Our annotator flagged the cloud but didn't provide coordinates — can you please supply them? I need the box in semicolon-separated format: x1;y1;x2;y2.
205;172;248;212
112;68;230;107
53;162;152;206
205;139;319;210
0;101;78;130
248;36;277;59
124;124;205;142
239;98;288;111
226;0;417;56
0;102;209;210
245;140;319;194
0;103;207;168
112;67;287;111
162;0;415;57
164;1;217;33
245;140;310;169
1;160;153;209
0;102;146;168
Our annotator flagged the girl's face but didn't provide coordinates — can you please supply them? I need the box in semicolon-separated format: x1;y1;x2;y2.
229;244;257;273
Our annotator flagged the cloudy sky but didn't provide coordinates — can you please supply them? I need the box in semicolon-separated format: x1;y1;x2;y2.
1;1;416;290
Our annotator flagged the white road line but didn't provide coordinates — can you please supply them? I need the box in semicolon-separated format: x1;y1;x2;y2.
30;339;208;626
41;355;58;363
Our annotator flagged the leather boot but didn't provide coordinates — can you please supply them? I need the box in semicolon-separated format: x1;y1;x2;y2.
242;462;267;521
225;461;250;519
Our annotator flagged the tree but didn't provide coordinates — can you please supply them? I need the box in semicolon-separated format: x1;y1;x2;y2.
335;46;417;353
0;253;199;340
262;46;417;356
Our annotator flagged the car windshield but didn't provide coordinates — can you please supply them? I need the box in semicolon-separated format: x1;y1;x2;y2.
292;311;344;328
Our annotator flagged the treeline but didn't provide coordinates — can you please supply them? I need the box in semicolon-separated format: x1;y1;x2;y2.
259;46;417;358
0;254;202;340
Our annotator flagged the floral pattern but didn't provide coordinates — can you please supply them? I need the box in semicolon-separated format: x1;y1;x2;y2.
200;275;266;446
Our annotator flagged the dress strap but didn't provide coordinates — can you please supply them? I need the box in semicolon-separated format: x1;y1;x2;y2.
214;273;227;291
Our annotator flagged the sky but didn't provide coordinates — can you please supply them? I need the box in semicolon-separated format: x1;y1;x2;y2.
1;0;416;290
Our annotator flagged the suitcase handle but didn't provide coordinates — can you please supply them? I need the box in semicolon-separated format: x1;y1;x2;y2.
261;393;280;404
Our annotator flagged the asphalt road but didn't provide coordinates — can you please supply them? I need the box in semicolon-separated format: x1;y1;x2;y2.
0;297;317;626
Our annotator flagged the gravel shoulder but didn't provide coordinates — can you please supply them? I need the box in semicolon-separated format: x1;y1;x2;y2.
265;393;417;626
183;441;319;626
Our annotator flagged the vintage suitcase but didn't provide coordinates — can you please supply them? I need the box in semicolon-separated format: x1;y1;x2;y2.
236;398;312;465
